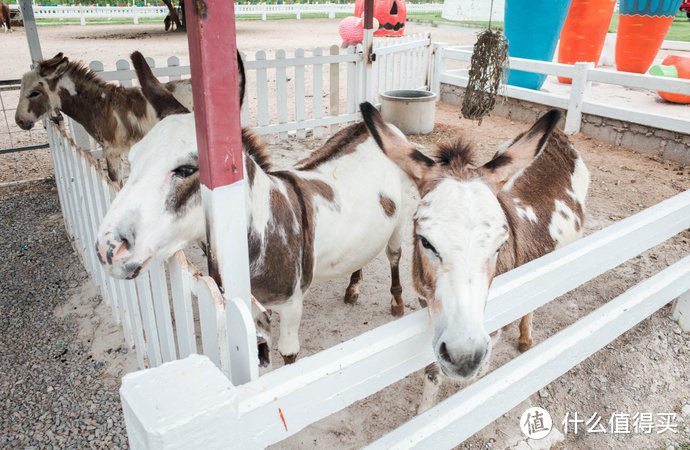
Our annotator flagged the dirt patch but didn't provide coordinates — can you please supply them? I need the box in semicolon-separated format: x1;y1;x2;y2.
75;32;155;40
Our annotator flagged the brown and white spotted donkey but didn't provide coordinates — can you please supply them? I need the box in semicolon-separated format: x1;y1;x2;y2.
360;102;590;412
95;51;417;366
15;52;194;183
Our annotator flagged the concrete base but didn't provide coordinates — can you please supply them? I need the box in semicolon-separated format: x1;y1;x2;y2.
440;83;690;166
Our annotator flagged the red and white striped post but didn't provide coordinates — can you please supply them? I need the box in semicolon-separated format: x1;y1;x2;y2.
184;0;258;384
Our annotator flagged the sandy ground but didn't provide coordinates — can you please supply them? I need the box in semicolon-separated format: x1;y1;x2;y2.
1;21;690;449
1;20;476;80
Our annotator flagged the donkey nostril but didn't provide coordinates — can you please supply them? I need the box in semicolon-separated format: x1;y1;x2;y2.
439;342;451;363
120;237;130;250
473;347;487;366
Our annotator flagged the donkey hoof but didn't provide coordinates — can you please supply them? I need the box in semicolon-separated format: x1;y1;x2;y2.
518;340;532;353
391;303;405;317
344;289;359;304
282;353;299;365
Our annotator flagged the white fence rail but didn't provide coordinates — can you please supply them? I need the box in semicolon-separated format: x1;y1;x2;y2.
49;37;690;448
31;3;443;23
82;34;431;142
49;35;432;376
47;123;235;375
435;47;690;135
121;188;690;448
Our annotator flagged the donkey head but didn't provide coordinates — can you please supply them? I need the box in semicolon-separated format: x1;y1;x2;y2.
95;50;245;280
361;102;560;379
16;53;73;130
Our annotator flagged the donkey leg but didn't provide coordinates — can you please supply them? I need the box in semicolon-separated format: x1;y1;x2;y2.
344;269;363;304
518;313;533;352
418;363;442;414
275;293;304;365
387;228;405;317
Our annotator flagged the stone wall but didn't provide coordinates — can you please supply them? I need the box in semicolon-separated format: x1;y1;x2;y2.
440;83;690;165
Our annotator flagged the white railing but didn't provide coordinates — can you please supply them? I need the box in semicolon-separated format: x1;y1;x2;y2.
120;188;690;448
434;46;690;135
47;122;237;376
49;35;432;376
48;38;690;447
32;3;443;23
84;33;431;141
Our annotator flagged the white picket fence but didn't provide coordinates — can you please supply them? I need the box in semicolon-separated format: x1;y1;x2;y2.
120;189;690;448
433;45;690;135
31;3;443;24
48;35;690;448
48;122;236;374
77;33;431;147
51;34;432;378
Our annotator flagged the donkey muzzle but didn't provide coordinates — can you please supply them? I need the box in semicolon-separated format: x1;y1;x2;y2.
96;232;151;280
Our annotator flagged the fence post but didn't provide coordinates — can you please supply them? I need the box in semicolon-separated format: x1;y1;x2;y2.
132;6;138;24
361;0;374;103
672;291;690;332
564;61;593;135
431;42;448;96
329;44;340;133
262;3;266;20
183;0;258;385
80;5;85;25
296;5;300;20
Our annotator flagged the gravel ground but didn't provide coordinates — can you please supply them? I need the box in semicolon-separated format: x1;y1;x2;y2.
0;183;128;448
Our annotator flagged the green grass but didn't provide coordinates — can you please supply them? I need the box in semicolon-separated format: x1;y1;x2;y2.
30;8;690;41
34;12;354;26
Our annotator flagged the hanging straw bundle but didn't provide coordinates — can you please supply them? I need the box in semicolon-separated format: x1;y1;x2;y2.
461;28;508;124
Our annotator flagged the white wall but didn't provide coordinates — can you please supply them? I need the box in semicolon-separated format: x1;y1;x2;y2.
442;0;505;23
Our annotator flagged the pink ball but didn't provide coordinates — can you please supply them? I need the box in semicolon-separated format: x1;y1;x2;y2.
339;16;364;46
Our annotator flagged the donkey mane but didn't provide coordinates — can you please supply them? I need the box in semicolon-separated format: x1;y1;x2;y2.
242;128;272;171
297;122;368;170
40;59;109;89
434;138;475;169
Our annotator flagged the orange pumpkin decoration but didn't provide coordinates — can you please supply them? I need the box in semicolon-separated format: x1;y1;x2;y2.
354;0;407;37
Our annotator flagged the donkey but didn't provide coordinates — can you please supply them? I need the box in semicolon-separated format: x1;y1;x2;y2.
15;52;194;183
360;102;590;411
0;1;10;32
94;51;417;365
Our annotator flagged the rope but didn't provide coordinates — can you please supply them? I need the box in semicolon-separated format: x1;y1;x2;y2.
460;0;508;124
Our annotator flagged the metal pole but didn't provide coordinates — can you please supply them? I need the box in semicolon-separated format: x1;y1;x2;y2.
361;0;374;103
184;0;257;384
19;0;43;66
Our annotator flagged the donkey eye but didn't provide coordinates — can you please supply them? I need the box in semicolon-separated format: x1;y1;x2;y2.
172;165;198;178
417;235;441;260
28;90;41;98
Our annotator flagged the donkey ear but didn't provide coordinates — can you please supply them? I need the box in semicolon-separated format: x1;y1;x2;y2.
480;109;561;191
131;51;190;119
237;50;246;108
360;102;436;191
39;53;69;78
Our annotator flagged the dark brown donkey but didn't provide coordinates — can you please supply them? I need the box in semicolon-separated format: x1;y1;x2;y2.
0;2;11;32
15;53;193;183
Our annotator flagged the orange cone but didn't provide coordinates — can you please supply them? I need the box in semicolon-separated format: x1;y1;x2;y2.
558;0;617;84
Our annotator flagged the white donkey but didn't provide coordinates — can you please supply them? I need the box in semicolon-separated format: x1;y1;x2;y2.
360;103;590;411
95;52;417;365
